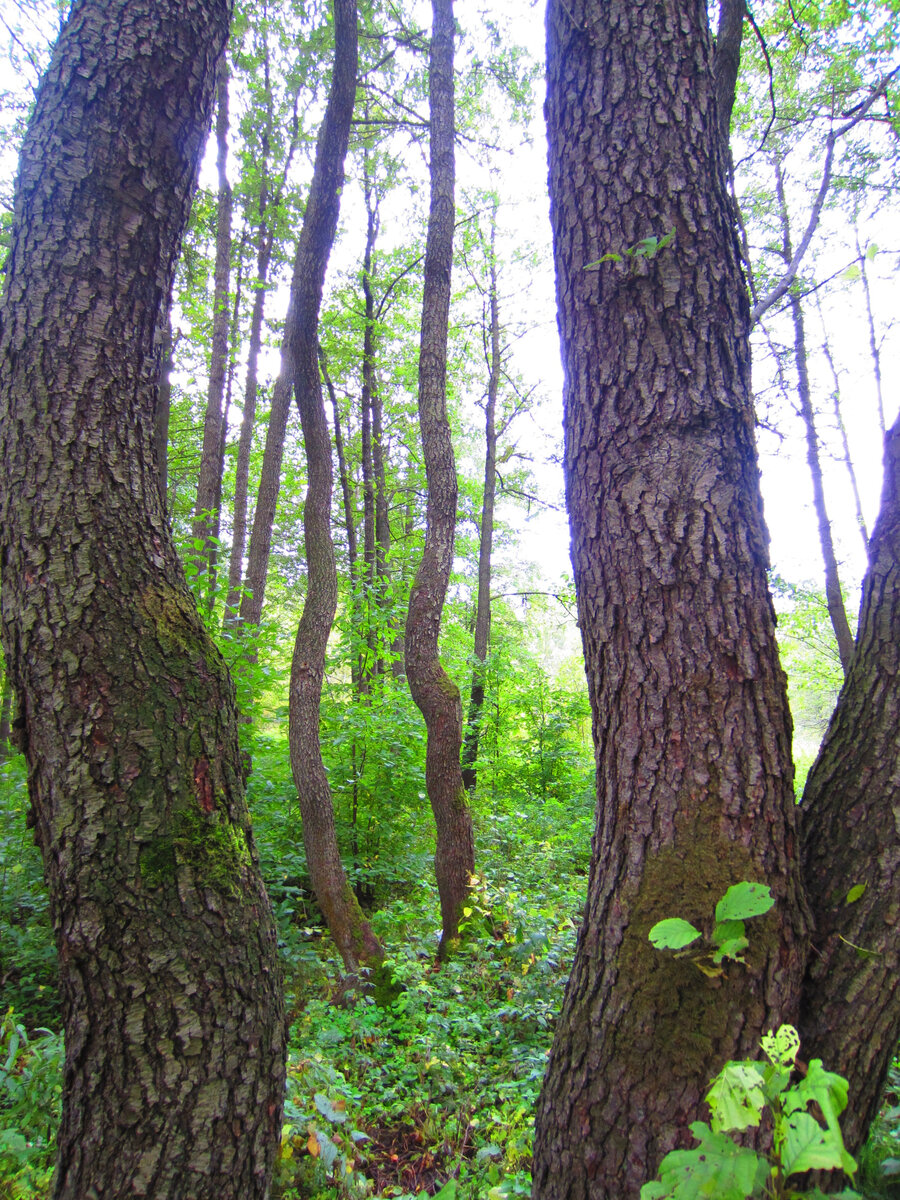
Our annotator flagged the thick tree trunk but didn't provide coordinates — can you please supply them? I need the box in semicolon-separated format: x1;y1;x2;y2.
461;241;500;794
404;0;475;956
286;0;383;974
192;58;234;602
773;154;854;673
0;4;285;1198
532;3;807;1196
799;409;900;1155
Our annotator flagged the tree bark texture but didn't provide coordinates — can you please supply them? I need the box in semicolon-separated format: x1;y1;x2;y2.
461;240;500;794
713;0;745;159
404;0;475;956
155;313;173;515
773;154;854;674
0;5;286;1197
532;3;807;1196
286;0;383;973
799;409;900;1154
192;57;234;600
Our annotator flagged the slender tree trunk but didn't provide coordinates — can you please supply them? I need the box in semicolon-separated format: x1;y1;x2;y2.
321;346;360;574
798;408;900;1154
856;224;886;440
713;0;745;158
404;0;475;956
155;314;173;515
239;372;293;631
461;238;500;794
0;5;285;1197
772;154;854;673
815;299;869;554
192;58;234;603
286;0;383;974
532;3;807;1194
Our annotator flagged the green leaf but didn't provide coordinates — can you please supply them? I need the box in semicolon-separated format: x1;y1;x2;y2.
707;1063;766;1132
313;1092;347;1124
761;1024;800;1068
845;883;866;904
649;918;702;950
714;882;774;923
711;919;745;945
642;1122;764;1199
786;1060;856;1176
711;936;749;965
780;1110;849;1177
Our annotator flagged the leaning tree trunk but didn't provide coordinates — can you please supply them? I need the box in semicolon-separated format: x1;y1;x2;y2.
0;4;285;1198
286;0;383;973
404;0;475;957
192;57;233;604
531;2;807;1196
461;235;500;795
799;408;900;1155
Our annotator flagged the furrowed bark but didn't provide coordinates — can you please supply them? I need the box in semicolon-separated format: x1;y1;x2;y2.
799;408;900;1155
404;0;475;956
0;4;285;1197
286;0;383;973
532;2;807;1194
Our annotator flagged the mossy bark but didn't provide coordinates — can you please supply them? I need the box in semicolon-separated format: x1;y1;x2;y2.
286;0;383;973
0;4;286;1196
532;2;807;1195
405;0;475;956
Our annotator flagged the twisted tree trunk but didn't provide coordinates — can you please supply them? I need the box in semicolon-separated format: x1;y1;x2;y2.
404;0;475;955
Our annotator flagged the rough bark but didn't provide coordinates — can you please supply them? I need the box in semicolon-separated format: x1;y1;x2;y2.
772;154;854;674
192;57;233;600
798;409;900;1154
532;3;807;1196
0;4;285;1198
461;236;500;795
404;0;475;956
286;0;383;973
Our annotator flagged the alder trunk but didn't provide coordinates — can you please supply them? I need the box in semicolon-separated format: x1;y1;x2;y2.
532;2;807;1194
799;408;900;1154
286;0;383;973
404;0;475;955
0;4;285;1197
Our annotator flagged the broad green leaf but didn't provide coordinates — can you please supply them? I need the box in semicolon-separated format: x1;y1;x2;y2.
432;1183;458;1200
866;241;879;261
714;882;774;923
761;1024;800;1068
840;263;862;281
707;1063;766;1132
845;883;866;904
314;1092;347;1124
711;919;745;946
780;1110;848;1177
649;918;701;950
786;1060;855;1176
643;1122;764;1199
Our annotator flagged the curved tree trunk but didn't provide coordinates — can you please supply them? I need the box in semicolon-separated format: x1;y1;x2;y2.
0;4;285;1197
532;3;807;1195
286;0;383;974
799;409;900;1154
404;0;475;956
192;57;233;603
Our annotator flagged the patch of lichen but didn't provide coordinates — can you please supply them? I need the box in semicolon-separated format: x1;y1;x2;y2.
138;582;225;681
613;812;776;1084
139;805;251;895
